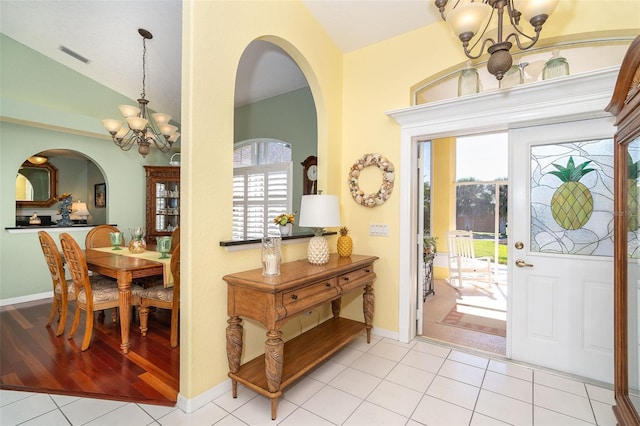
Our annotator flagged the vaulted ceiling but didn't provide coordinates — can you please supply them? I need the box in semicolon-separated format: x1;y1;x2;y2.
0;1;441;119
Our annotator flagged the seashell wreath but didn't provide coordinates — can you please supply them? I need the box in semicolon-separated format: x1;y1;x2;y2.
348;153;395;207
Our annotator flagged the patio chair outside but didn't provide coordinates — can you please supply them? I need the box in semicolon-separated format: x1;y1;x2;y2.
446;230;492;288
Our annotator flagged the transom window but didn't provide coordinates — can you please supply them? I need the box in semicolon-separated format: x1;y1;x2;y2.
233;139;292;239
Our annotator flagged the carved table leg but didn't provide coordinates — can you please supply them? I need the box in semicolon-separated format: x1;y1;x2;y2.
265;329;283;420
363;283;374;343
117;271;132;353
331;298;341;318
226;316;243;398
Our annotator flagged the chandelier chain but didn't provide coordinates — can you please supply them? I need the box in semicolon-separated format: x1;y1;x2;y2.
141;37;147;99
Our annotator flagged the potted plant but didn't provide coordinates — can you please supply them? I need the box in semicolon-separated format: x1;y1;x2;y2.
273;212;296;236
423;234;438;256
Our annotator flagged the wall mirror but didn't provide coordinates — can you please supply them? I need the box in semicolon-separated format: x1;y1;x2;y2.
16;161;58;207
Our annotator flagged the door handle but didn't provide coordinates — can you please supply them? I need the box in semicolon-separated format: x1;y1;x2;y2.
515;259;534;268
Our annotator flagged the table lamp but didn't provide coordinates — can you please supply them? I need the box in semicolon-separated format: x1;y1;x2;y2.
298;194;341;264
70;201;90;224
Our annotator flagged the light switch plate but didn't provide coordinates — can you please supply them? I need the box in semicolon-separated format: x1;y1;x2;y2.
369;224;389;236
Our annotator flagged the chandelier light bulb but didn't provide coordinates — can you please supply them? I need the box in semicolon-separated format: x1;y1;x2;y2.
119;105;140;118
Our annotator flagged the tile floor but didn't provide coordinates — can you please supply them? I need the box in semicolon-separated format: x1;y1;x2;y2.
0;334;617;425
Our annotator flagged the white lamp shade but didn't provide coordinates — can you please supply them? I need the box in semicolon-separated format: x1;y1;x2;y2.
70;202;90;220
152;112;172;125
168;132;181;143
101;119;123;133
115;126;129;139
521;0;559;22
126;117;149;131
298;195;341;228
119;104;141;118
159;124;178;137
448;1;491;37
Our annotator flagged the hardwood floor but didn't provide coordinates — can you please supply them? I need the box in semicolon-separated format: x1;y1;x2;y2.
0;299;179;406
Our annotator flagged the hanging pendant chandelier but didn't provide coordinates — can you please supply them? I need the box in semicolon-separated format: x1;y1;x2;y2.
101;28;180;158
434;0;559;80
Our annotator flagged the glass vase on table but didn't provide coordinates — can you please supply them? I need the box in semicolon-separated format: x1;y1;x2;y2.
109;231;123;250
128;227;147;253
157;236;172;259
261;237;281;276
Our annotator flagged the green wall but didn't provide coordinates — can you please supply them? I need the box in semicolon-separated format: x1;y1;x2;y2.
0;34;173;302
234;86;317;229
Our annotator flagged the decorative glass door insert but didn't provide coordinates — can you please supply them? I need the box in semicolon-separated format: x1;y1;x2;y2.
530;139;614;256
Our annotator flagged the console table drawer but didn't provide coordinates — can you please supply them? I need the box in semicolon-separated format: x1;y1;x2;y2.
281;278;338;314
338;264;375;293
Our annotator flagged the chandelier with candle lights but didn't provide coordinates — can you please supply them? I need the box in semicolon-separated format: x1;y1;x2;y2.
101;29;180;158
434;0;559;80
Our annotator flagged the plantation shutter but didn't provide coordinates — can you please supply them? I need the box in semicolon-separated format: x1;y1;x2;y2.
233;163;292;239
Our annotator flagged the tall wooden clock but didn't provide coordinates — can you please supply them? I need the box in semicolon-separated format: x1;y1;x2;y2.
301;155;317;195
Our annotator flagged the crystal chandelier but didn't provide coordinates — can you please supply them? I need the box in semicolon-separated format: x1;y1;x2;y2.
434;0;559;80
101;29;180;158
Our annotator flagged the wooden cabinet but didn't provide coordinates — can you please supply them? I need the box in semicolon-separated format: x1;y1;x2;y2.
144;166;180;245
605;35;640;426
223;254;378;420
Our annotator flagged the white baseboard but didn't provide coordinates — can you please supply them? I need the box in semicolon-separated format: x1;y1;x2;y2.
176;380;231;413
0;292;50;307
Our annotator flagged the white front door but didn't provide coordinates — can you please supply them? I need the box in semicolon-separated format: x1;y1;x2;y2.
510;117;615;383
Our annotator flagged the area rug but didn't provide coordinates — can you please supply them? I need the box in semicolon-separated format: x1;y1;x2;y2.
437;304;506;337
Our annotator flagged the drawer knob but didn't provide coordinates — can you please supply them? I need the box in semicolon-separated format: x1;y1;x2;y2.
365;269;371;273
343;277;349;281
291;294;298;300
325;283;331;288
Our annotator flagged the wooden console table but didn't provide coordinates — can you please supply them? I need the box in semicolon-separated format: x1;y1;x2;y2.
223;254;378;420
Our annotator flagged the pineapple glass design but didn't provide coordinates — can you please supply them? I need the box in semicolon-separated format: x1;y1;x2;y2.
549;156;595;230
337;227;353;257
629;153;639;232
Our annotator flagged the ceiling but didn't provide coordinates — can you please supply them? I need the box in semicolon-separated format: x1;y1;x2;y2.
0;1;441;120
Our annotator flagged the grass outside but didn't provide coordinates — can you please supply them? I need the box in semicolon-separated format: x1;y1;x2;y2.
474;239;508;264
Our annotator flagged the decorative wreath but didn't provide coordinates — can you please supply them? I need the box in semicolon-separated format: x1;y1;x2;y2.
348;153;395;207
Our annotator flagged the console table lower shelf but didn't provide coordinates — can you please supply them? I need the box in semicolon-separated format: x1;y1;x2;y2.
223;254;378;420
229;317;364;399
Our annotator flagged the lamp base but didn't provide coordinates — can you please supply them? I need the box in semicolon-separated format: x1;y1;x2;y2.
307;236;330;265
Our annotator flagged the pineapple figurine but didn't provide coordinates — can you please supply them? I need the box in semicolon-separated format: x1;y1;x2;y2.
337;226;353;257
549;156;595;230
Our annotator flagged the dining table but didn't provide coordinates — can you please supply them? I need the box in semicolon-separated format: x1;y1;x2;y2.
84;247;170;353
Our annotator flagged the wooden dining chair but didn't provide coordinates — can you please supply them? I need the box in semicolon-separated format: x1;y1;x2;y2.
170;226;180;253
138;243;181;348
39;231;76;336
59;232;141;351
85;224;125;249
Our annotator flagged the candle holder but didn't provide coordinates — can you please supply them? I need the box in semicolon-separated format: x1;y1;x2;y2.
261;237;281;276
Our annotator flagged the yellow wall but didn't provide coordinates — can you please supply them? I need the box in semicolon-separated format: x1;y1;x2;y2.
181;0;640;402
182;0;343;399
432;138;456;280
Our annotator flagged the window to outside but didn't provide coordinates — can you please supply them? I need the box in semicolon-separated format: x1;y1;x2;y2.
456;133;508;264
233;139;292;240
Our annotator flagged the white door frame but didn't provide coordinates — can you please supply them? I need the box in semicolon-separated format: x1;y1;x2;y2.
387;67;619;348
